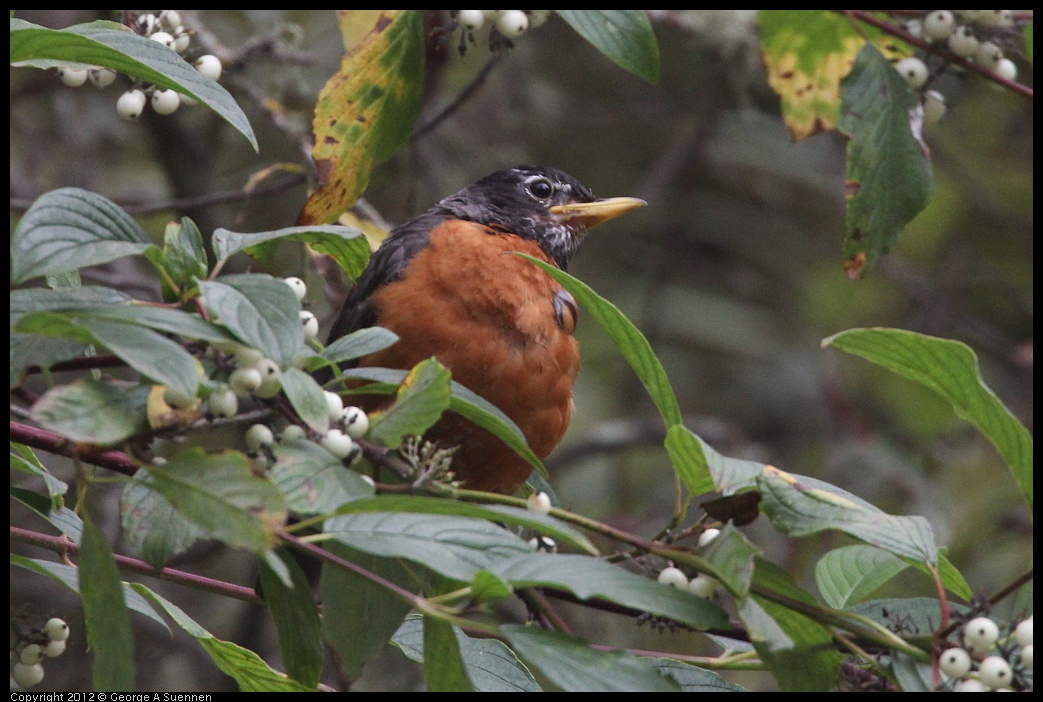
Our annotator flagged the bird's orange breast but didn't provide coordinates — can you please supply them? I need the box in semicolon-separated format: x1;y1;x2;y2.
357;219;580;493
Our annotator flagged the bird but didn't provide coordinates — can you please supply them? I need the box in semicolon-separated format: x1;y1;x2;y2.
324;165;645;494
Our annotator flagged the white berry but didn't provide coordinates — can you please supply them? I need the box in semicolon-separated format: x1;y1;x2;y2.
300;310;319;339
964;616;1000;651
526;491;552;514
44;618;70;642
12;662;45;688
954;678;988;692
280;424;307;442
283;276;307;301
150;31;175;48
458;10;485;31
895;57;928;88
994;58;1018;82
338;406;370;439
923;90;946;125
194;54;223;81
245;423;275;451
88;67;117;88
151;88;180;115
496;10;529;38
42;640;66;658
251;358;282;398
117;89;148;120
57;67;89;87
208;387;239;418
161;10;182;29
172;32;191;54
977;655;1013;689
325;391;345;422
321;428;355;459
975;41;1003;67
687;574;719;598
228;366;262;397
697;528;721;547
19;644;43;665
657;566;688;589
977;10;1013;28
923;10;956;42
1015;617;1033;646
948;26;980;58
939;647;972;678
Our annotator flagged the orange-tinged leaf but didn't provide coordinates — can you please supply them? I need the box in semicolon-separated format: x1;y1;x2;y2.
298;11;424;226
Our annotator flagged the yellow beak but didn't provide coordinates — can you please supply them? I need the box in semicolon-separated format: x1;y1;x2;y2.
550;196;646;230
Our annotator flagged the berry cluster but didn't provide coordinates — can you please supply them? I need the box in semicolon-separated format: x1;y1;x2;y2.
655;528;722;599
937;614;1033;691
55;10;223;120
163;275;371;472
448;10;552;55
892;10;1025;126
11;618;71;689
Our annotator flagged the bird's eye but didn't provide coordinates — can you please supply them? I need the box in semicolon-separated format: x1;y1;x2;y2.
526;177;555;201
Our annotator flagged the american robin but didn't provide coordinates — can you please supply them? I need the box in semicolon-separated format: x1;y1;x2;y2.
325;165;645;493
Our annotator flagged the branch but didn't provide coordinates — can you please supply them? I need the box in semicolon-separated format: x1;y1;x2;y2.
11;525;262;604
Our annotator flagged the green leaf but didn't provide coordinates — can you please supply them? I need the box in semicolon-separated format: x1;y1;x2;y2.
10;285;131;319
68;304;234;345
30;377;146;445
321;512;531;581
279;368;330;433
839;44;933;278
198;274;304;367
212;225;370;281
393;615;541;692
664;425;715;497
424;615;474;692
491;553;730;631
270;438;375;515
346;367;546;475
141;448;287;553
259;551;324;689
501;624;680;692
650;658;747;691
815;545;909;609
17;312;203;399
824;328;1033;510
10;443;69;506
699;523;760;599
131;584;313;691
847;596;965;636
11;555;168;628
517;255;706;490
120;467;207;568
367;358;452;447
740;559;841;692
321;544;418;679
11;187;156;283
322;326;400;366
556;11;660;84
11;487;81;546
299;10;424;225
10;18;256;149
156;217;208;297
80;514;136;691
332;495;599;555
758;465;938;565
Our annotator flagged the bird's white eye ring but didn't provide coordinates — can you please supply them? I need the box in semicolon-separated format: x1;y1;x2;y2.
525;176;555;201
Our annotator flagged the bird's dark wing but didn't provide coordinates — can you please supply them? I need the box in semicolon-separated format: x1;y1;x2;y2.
325;210;449;344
